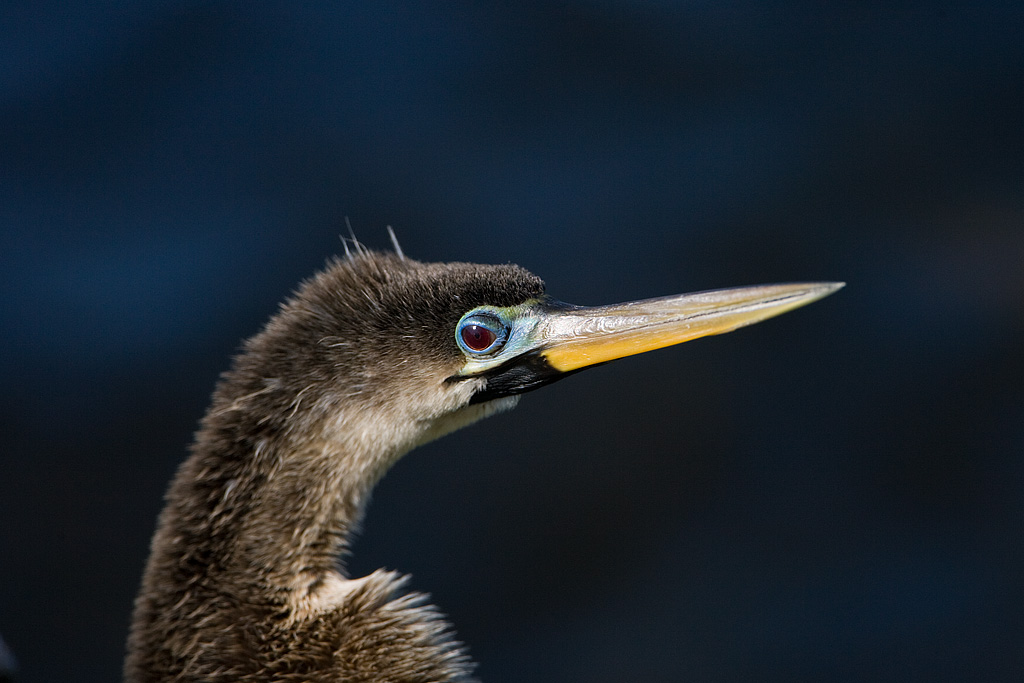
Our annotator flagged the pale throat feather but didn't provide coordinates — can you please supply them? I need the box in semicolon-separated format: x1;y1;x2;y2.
243;379;518;620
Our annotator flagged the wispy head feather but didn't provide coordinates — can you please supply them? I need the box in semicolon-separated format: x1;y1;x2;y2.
340;217;369;260
386;226;406;261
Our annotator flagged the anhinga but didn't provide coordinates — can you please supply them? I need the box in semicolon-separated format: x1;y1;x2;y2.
126;246;841;682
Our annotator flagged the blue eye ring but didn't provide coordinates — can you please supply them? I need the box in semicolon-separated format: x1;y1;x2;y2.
456;311;510;356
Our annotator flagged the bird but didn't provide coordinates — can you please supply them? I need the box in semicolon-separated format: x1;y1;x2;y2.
125;244;842;682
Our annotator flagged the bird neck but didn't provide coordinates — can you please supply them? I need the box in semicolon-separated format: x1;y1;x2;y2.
153;395;412;606
145;367;508;612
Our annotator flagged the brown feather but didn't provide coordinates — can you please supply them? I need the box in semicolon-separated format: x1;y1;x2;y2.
126;252;544;682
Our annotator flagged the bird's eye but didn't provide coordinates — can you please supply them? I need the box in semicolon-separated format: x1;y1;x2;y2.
457;313;509;355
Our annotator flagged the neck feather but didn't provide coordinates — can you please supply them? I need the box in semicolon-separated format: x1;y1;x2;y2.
154;405;405;596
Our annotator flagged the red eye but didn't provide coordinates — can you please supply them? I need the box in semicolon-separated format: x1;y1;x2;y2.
461;324;497;352
457;312;509;355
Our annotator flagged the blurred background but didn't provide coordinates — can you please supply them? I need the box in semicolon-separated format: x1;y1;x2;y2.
2;2;1022;681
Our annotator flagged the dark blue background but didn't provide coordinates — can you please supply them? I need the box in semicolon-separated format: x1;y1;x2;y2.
2;3;1022;681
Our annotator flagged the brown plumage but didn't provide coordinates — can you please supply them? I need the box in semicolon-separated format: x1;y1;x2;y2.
126;249;841;682
127;253;543;682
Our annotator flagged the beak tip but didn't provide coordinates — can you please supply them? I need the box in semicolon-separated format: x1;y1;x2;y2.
818;281;846;301
816;281;846;297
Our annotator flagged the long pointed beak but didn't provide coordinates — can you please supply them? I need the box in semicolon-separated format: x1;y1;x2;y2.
536;281;844;372
461;281;843;404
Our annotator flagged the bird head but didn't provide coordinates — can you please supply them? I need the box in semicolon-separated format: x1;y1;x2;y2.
215;251;840;476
